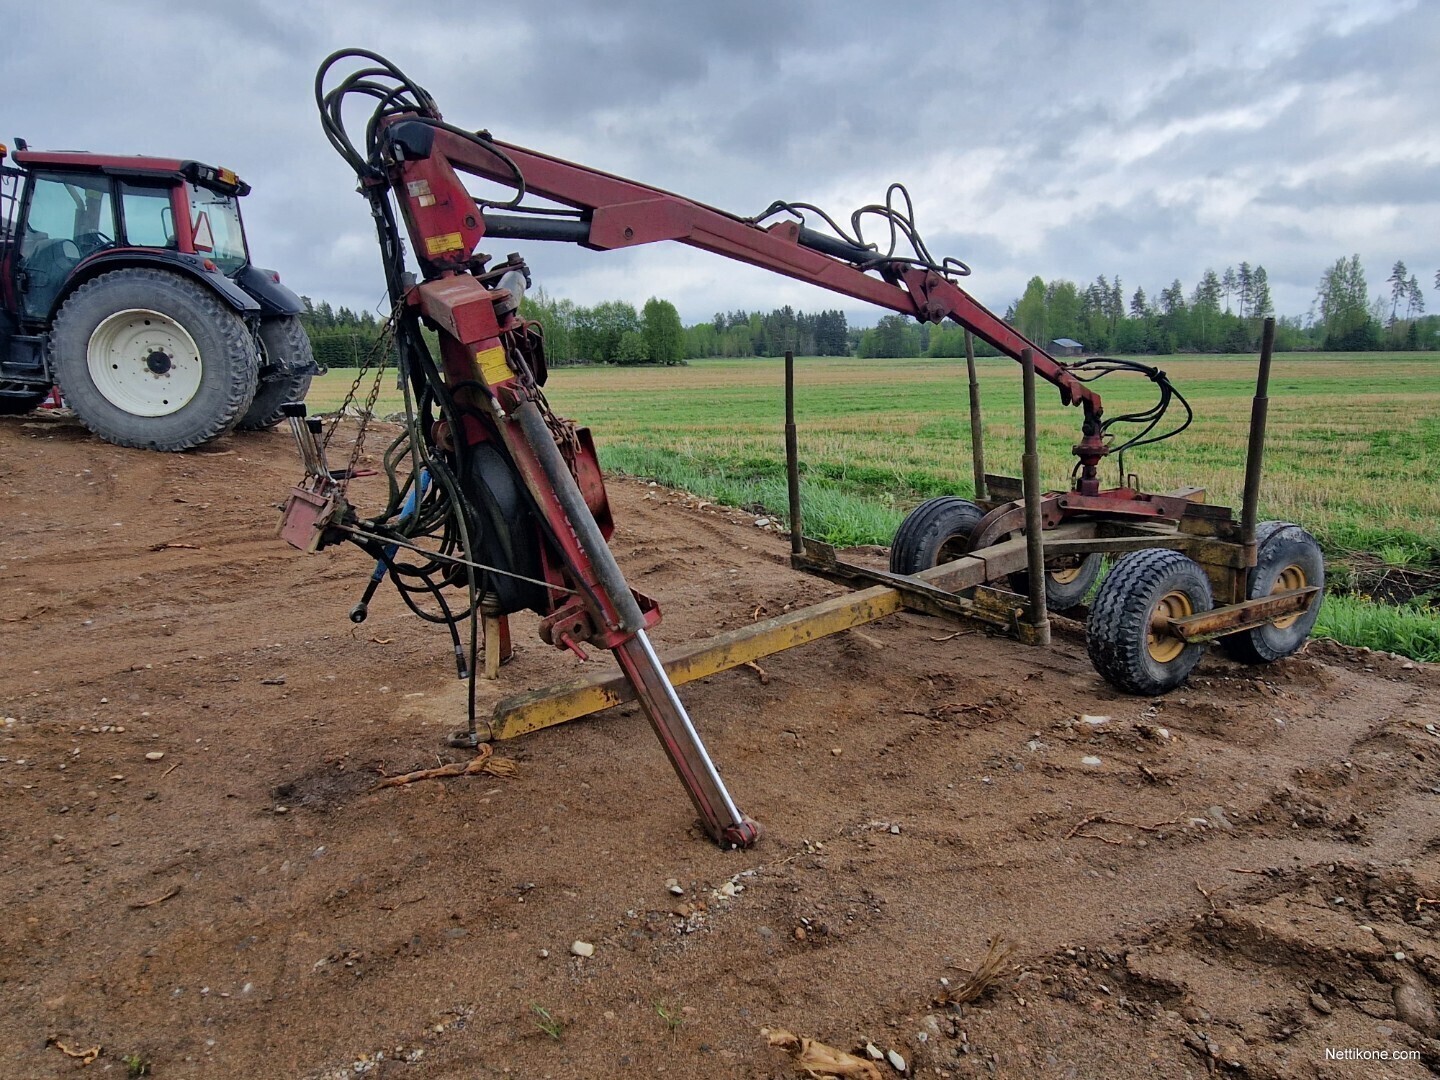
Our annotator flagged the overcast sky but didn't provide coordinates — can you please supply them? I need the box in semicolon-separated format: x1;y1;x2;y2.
6;1;1437;327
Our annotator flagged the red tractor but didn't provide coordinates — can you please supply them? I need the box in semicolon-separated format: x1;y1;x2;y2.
0;140;316;450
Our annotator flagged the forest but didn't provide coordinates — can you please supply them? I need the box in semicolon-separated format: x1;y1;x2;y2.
298;255;1439;366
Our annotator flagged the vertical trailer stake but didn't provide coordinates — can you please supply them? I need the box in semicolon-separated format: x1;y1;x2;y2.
965;330;987;502
1020;349;1051;645
785;350;804;557
1241;317;1276;550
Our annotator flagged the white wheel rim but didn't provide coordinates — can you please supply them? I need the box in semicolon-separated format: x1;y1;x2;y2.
86;309;202;416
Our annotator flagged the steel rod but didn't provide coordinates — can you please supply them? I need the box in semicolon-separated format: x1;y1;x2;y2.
633;629;745;826
610;629;759;848
784;350;804;556
1020;348;1051;645
965;330;987;501
510;398;646;632
1240;317;1276;549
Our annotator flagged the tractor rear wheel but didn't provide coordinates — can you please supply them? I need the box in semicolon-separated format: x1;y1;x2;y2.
889;497;985;575
49;268;259;451
1218;521;1325;664
1086;548;1213;695
239;316;316;430
0;382;49;415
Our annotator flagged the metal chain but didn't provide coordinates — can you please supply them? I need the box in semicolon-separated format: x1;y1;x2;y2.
324;312;399;492
508;325;581;458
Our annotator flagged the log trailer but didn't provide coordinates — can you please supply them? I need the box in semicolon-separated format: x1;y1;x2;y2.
280;50;1323;847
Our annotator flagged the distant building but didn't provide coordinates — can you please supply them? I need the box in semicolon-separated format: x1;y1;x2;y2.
1049;338;1084;357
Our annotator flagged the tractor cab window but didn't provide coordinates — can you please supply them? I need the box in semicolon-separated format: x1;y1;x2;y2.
19;173;114;319
119;182;177;250
186;183;247;275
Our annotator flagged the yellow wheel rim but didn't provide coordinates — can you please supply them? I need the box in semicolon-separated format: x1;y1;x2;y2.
1049;563;1083;585
1270;564;1308;629
937;535;969;565
1147;590;1193;663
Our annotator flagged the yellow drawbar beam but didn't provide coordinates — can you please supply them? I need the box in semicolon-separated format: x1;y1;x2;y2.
490;584;905;739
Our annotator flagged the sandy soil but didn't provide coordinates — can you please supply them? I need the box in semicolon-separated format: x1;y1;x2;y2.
3;411;1440;1080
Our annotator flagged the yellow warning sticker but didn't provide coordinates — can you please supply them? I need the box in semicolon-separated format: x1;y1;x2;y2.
424;232;464;256
475;345;513;386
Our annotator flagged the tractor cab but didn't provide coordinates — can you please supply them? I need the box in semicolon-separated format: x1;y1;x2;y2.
1;147;253;326
0;141;314;448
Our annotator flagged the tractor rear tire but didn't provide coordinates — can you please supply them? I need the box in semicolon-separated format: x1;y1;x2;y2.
49;268;259;451
1218;521;1325;664
889;497;985;575
239;316;316;430
0;382;48;415
1086;548;1213;695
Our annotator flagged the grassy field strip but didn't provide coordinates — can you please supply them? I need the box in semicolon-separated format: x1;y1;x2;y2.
542;354;1440;557
1312;594;1440;662
308;353;1440;658
309;353;1440;556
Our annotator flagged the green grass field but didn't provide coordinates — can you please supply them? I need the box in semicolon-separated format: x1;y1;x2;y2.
309;352;1440;658
311;352;1440;554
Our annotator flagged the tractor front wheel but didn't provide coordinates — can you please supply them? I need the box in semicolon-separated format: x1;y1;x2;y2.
1086;548;1213;695
239;316;316;430
49;268;259;451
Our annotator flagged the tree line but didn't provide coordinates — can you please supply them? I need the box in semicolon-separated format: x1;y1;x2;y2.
687;308;851;358
296;298;382;370
517;291;686;365
298;254;1440;367
1009;256;1436;355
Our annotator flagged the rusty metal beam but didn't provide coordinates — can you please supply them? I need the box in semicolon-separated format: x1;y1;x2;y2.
489;585;907;739
1166;586;1320;643
489;525;1094;739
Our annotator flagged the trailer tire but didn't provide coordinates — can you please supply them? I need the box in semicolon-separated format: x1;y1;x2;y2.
1218;522;1324;664
1087;548;1213;695
889;497;985;575
1010;551;1103;611
49;268;258;451
239;316;316;430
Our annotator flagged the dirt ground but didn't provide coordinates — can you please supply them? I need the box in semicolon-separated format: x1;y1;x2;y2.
4;412;1440;1080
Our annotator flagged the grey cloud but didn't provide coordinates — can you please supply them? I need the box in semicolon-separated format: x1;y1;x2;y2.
1256;160;1440;210
6;1;1437;325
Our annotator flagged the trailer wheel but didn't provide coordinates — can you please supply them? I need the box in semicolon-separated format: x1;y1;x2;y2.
1218;522;1324;664
49;268;259;451
239;316;316;430
1010;551;1103;610
1087;548;1213;695
0;382;49;415
889;497;984;574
